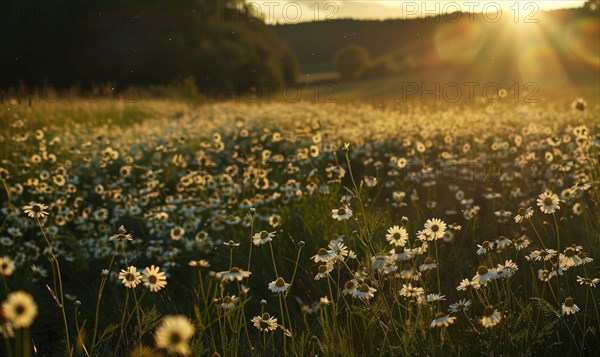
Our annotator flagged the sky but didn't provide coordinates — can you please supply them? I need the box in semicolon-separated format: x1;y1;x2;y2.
249;0;588;24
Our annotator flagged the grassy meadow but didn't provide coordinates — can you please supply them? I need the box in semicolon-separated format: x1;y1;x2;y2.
0;93;599;356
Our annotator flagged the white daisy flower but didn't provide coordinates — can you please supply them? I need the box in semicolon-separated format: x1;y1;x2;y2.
481;306;502;328
119;266;142;288
423;218;447;240
430;312;457;328
472;265;497;287
537;191;560;214
253;230;275;246
154;315;195;356
386;225;408;247
448;299;472;314
268;277;290;293
2;291;38;329
331;205;353;221
23;201;49;219
514;207;533;223
562;297;580;316
352;283;377;300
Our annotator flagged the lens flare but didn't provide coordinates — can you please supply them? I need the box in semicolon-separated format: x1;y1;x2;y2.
565;17;600;67
517;43;569;87
434;22;485;64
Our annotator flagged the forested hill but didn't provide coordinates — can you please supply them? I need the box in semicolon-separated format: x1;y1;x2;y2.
272;5;599;86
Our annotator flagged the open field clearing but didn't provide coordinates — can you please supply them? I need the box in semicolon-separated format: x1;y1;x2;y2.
0;96;599;355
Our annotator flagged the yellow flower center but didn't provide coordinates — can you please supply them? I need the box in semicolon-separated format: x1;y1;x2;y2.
483;306;495;317
564;297;574;307
275;278;286;287
170;332;182;344
477;266;488;275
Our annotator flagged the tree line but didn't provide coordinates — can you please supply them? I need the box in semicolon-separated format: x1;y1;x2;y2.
1;0;298;97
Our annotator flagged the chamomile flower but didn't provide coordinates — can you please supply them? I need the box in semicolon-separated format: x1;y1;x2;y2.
119;266;142;288
476;241;494;255
527;249;557;262
328;238;350;262
223;240;241;248
400;283;424;298
320;296;331;305
481;306;502;328
220;295;238;311
331;205;353;221
154;315;195;356
430;312;456;328
537;191;560;214
495;260;518;278
423;218;446;240
2;291;38;329
143;265;167;292
494;236;512;250
0;257;15;277
399;263;415;279
391;247;412;261
170;226;185;240
538;269;552;282
312;248;335;263
30;265;48;279
418;293;445;304
253;230;275;246
472;265;497;287
188;259;210;268
448;299;472;314
419;257;437;271
559;247;583;269
386;225;408;246
561;297;579;316
219;267;252;282
352;283;376;300
342;280;359;295
514;207;533;223
251;313;278;332
23;201;49;219
576;276;599;288
109;225;133;242
314;264;333;280
268;277;290;293
513;235;531;250
371;255;387;270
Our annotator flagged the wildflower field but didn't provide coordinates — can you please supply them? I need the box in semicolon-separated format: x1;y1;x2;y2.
0;96;599;356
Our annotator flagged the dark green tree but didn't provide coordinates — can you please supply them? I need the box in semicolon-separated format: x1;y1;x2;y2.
0;0;298;97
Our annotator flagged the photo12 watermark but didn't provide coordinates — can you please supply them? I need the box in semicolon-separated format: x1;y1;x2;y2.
398;81;539;104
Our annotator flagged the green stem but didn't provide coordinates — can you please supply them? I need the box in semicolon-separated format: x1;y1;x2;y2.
37;218;71;356
91;243;119;351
